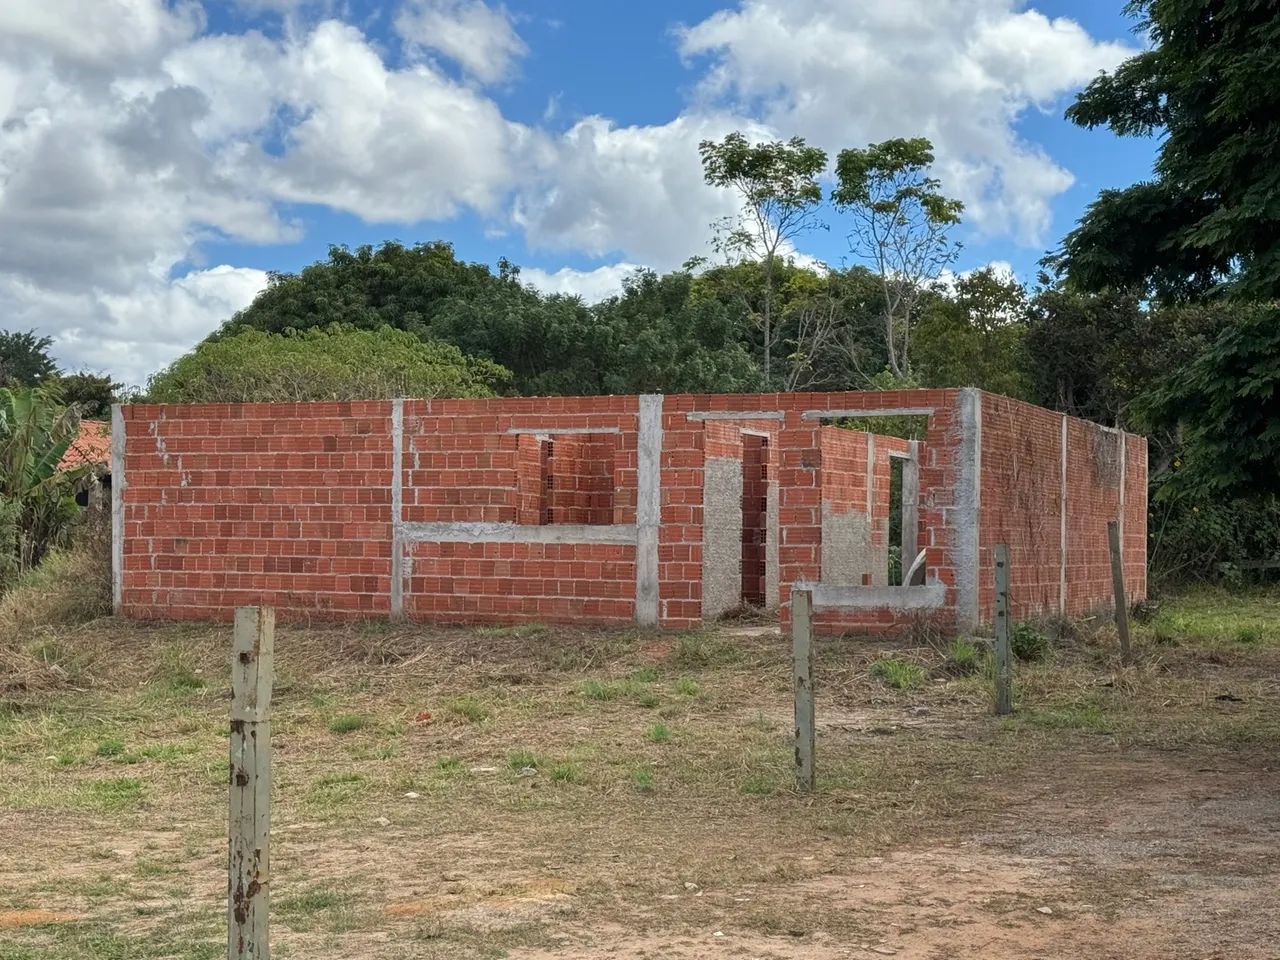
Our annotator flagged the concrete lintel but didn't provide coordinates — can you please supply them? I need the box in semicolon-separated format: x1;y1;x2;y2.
401;521;638;545
635;395;663;625
687;410;784;421
802;582;946;610
801;407;934;421
110;404;126;614
505;426;622;435
390;399;405;620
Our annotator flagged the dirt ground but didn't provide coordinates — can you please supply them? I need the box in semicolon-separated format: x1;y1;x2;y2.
0;592;1277;959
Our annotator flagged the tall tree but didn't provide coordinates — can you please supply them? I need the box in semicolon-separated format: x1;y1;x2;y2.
0;330;59;387
913;268;1030;399
699;132;828;385
1055;0;1280;301
49;372;121;419
833;138;963;378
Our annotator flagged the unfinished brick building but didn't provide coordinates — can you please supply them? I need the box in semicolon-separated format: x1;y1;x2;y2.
111;388;1146;634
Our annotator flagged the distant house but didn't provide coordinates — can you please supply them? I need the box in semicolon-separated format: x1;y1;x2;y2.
60;420;111;507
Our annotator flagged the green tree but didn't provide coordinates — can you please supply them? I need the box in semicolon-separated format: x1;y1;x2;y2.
1055;0;1280;301
1136;304;1280;498
0;387;85;584
0;330;59;387
145;325;509;403
699;132;828;385
49;372;121;419
833;138;964;378
914;268;1030;398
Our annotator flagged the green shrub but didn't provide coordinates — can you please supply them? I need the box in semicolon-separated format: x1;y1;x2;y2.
870;657;927;690
1011;622;1051;662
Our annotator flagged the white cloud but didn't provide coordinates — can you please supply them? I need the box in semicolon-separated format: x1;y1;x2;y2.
395;0;527;85
0;265;268;386
514;113;771;270
0;0;1133;384
678;0;1133;244
520;262;644;302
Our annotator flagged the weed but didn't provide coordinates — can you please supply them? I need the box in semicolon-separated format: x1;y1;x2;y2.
646;723;671;743
549;762;583;784
1012;622;1051;662
81;777;143;812
671;632;741;669
580;679;619;701
740;773;777;796
310;772;368;808
1234;626;1261;644
871;657;927;690
944;638;984;675
507;748;542;771
630;666;660;683
673;677;701;698
445;696;490;723
95;738;126;758
277;887;361;933
327;714;367;734
631;767;655;792
437;756;464;773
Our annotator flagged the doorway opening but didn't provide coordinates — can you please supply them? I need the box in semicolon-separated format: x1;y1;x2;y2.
741;435;769;607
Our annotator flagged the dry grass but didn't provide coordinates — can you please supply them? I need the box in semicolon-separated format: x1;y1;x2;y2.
0;590;1277;958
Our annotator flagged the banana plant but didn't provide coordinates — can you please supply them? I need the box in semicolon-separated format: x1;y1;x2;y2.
0;386;87;583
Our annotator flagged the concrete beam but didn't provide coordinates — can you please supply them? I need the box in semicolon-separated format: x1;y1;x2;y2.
801;407;935;420
506;426;622;435
401;521;637;545
687;410;784;421
803;582;946;610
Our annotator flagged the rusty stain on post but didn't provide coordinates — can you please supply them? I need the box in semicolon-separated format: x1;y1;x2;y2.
229;606;273;959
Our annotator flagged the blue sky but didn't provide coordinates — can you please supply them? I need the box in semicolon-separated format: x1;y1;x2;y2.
0;0;1156;383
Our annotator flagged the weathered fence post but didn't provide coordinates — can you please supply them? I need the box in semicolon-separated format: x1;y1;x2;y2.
994;545;1013;716
1107;520;1133;665
229;606;274;960
792;588;816;792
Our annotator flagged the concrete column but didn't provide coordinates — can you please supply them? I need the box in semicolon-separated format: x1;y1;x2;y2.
635;394;663;625
955;388;982;633
901;440;920;576
390;399;405;620
1059;414;1068;615
110;404;126;615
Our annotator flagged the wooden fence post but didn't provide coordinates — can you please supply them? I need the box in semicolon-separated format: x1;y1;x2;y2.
792;588;816;792
1107;520;1133;665
229;606;274;960
994;545;1013;716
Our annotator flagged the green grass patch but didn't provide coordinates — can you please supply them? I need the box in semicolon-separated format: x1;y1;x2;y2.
507;748;542;772
277;886;362;933
95;738;126;759
1148;587;1280;646
646;723;671;743
631;767;655;792
671;632;741;669
444;696;490;723
945;637;985;675
871;657;927;690
549;762;584;784
327;714;368;734
673;677;701;698
80;777;143;812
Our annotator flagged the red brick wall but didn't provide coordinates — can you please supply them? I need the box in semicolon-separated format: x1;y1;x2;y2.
119;401;394;620
401;397;638;625
977;392;1147;623
117;388;1142;633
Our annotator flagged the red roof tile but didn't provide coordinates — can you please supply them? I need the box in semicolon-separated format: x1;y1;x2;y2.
60;420;111;471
